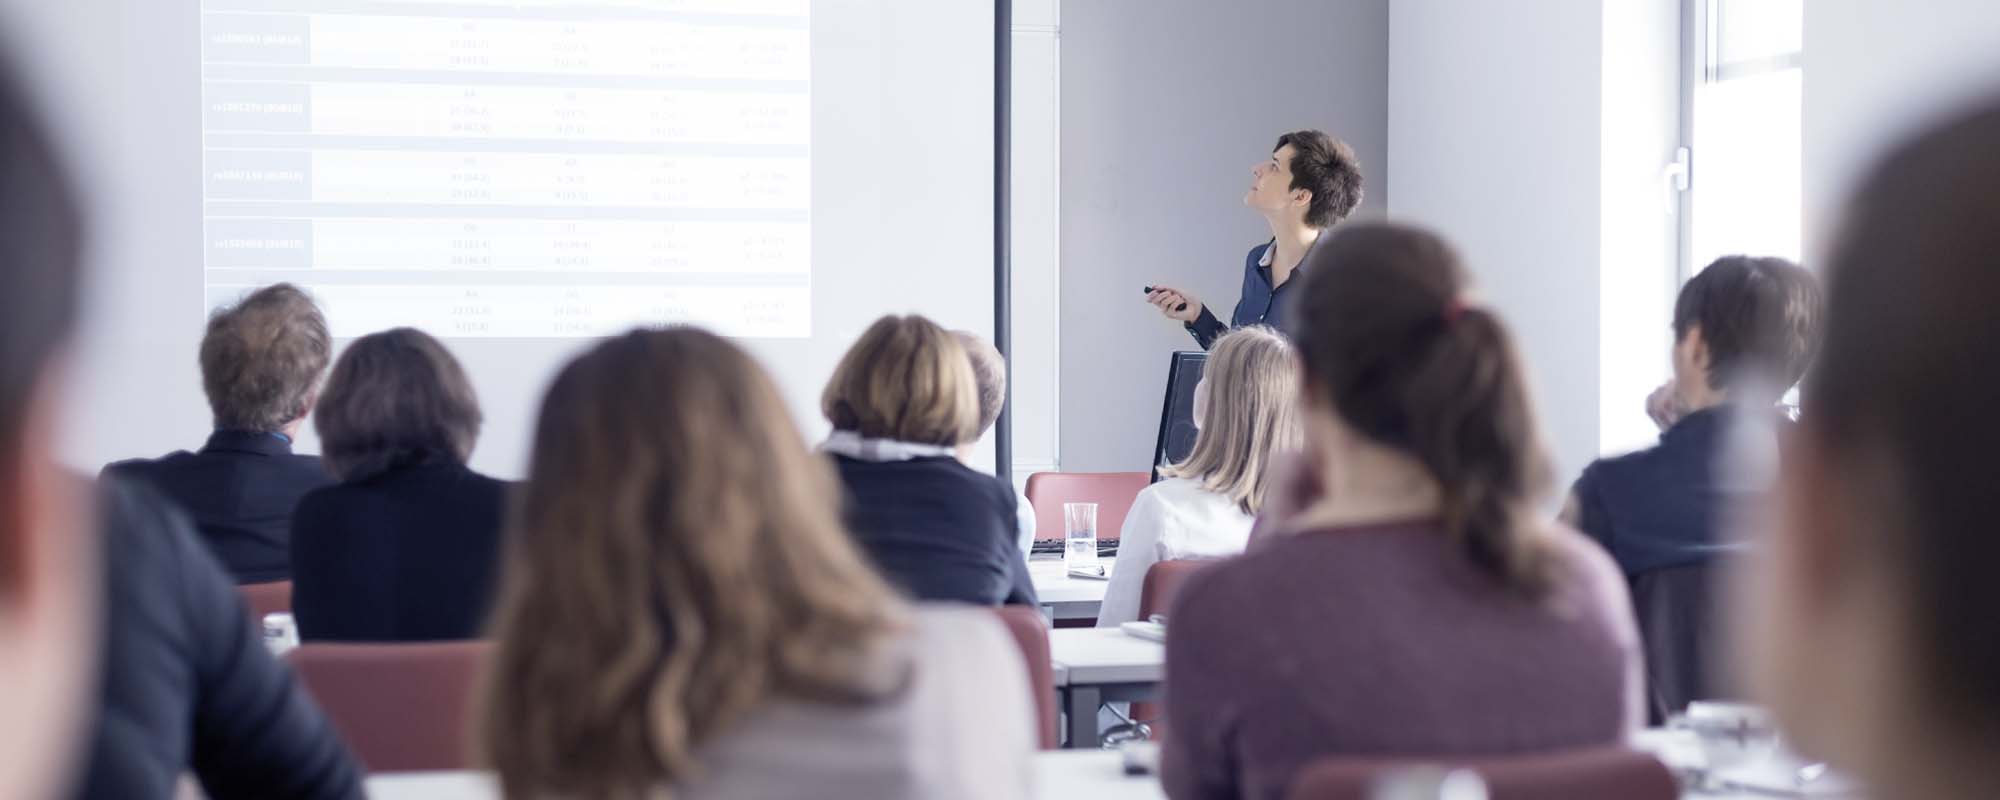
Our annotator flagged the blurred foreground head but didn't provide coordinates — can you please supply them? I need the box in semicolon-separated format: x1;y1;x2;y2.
1741;99;2000;799
0;50;97;799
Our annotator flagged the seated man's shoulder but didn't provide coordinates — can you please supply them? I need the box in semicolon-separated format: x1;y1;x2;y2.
1576;441;1677;497
100;449;197;478
278;451;331;473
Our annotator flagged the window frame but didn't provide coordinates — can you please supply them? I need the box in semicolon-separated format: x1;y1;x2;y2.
1678;0;1805;282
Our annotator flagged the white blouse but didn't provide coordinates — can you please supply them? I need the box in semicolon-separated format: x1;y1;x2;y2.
1095;477;1255;628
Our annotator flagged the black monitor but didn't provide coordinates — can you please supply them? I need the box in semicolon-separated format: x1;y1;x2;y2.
1150;350;1207;482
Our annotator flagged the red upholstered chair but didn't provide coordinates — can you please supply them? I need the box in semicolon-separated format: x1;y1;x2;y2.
1128;559;1209;731
1137;559;1208;624
992;605;1059;749
238;580;292;622
285;641;492;772
1284;747;1679;800
1024;472;1150;542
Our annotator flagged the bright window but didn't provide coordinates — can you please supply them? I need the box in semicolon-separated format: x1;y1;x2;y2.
1687;0;1803;273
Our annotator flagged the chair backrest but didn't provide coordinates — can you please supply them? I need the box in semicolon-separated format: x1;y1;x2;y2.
1630;561;1727;725
991;605;1058;749
1285;747;1678;800
286;641;491;772
239;580;292;621
1127;559;1210;731
1137;559;1209;621
1024;471;1150;542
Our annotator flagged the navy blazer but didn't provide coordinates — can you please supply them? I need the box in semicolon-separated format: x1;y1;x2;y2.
103;430;334;583
77;475;363;799
289;460;509;642
831;455;1039;607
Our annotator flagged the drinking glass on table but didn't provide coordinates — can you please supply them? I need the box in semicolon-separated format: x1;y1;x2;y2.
1063;502;1099;572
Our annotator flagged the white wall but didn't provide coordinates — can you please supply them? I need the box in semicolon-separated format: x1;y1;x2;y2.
8;0;1003;477
1803;0;2000;259
1057;0;1389;472
1387;0;1606;487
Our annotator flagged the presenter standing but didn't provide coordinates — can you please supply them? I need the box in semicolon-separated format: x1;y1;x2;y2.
1146;130;1364;349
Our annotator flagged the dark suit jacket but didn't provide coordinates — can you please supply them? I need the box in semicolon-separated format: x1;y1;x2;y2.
831;455;1038;607
102;430;334;583
76;476;363;800
290;460;509;642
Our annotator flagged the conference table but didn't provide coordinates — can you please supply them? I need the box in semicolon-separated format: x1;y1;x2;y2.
1028;556;1112;621
363;729;1840;799
1048;627;1163;749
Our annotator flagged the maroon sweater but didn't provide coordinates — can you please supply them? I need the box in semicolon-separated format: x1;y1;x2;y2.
1160;519;1642;800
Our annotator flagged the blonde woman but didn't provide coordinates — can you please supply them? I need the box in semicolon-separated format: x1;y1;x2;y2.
481;327;1034;800
822;315;1037;606
1096;326;1302;628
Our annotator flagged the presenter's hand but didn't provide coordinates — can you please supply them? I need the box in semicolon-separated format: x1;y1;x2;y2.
1145;286;1202;323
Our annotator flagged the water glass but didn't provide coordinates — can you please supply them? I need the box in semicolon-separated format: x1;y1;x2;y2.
1064;502;1099;570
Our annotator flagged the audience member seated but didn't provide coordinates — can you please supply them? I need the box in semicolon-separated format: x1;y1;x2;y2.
1741;100;2000;800
954;330;1037;554
0;71;362;798
0;67;104;800
1564;255;1821;721
1162;222;1641;800
1096;325;1299;628
101;283;334;583
479;327;1034;800
1567;256;1820;575
289;328;507;642
821;315;1037;606
82;479;365;799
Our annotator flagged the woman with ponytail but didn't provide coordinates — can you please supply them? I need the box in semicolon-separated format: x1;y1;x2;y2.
1160;222;1642;800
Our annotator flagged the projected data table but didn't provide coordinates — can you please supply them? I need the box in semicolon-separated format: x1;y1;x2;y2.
200;0;810;338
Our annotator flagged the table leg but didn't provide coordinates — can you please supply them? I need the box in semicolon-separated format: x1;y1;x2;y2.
1064;685;1103;750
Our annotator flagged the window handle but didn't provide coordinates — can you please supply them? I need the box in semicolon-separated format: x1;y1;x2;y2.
1661;146;1692;214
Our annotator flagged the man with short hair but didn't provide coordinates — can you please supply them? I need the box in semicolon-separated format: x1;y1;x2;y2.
104;283;336;583
1569;256;1823;574
1564;255;1823;722
1146;130;1365;349
952;330;1035;554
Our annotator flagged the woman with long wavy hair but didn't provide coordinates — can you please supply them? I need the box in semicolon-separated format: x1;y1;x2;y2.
479;327;1034;800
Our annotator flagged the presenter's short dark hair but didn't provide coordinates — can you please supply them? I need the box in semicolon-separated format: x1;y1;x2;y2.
1673;255;1823;399
1276;130;1365;228
315;328;482;481
0;67;82;457
200;283;331;433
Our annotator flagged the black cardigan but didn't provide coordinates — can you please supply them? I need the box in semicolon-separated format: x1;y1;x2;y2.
288;461;508;642
831;454;1038;607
